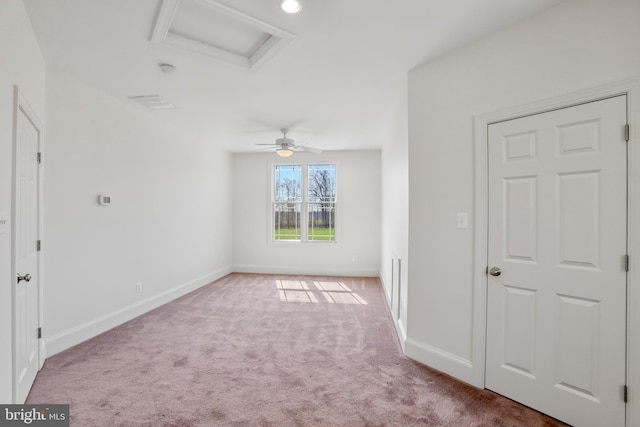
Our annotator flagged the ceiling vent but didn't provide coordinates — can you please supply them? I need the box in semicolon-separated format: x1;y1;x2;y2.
150;0;295;71
128;95;176;110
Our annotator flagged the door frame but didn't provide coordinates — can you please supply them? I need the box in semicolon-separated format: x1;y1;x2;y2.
472;76;640;425
11;85;45;403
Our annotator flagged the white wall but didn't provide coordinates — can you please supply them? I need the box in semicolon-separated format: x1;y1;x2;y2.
407;0;640;384
233;150;380;277
380;77;409;342
42;67;233;356
0;0;46;403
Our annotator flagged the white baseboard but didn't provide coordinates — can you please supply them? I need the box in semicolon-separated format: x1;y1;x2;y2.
233;264;380;278
44;265;232;358
404;337;474;385
38;340;45;370
379;273;407;352
396;318;407;351
379;273;392;307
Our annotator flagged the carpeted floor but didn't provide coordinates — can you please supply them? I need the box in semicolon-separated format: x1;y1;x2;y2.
27;273;567;426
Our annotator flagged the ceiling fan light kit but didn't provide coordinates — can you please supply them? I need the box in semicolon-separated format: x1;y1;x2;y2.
281;0;302;14
256;128;322;157
276;148;294;157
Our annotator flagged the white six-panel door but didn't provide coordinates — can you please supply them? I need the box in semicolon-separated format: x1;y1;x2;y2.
486;96;627;426
14;100;41;403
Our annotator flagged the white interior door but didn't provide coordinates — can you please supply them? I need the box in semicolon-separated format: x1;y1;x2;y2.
485;96;628;426
13;96;41;403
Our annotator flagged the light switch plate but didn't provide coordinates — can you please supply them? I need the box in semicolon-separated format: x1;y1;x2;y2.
457;213;468;229
0;212;7;234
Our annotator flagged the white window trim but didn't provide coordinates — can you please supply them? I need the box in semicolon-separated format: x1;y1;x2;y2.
268;160;341;245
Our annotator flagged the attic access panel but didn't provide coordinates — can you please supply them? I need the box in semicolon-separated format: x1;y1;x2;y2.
151;0;295;71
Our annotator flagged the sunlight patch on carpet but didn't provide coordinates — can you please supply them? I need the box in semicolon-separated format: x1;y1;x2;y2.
276;280;368;305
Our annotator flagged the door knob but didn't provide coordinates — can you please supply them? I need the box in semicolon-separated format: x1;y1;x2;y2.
489;267;502;277
17;273;31;283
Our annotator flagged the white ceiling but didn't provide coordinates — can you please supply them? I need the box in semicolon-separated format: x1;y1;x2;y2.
23;0;562;153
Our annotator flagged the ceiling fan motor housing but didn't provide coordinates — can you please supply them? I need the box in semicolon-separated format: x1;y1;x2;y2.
276;137;295;147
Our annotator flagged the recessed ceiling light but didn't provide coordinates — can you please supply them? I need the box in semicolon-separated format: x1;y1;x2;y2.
281;0;302;14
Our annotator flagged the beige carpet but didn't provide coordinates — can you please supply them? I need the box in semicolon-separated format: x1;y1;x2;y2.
27;273;566;426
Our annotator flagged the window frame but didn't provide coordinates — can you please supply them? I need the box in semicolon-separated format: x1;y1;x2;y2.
269;160;340;245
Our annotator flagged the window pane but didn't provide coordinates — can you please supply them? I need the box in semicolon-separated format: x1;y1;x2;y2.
274;165;301;202
274;165;302;241
308;164;336;201
274;202;301;240
308;164;336;241
308;201;335;241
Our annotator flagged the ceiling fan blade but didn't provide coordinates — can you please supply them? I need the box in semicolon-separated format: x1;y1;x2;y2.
297;146;322;154
242;129;275;134
243;118;282;132
255;143;279;146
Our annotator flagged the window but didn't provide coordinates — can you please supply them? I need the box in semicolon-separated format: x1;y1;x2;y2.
273;163;336;242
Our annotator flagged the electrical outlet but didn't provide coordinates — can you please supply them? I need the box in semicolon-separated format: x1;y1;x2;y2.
136;282;142;293
352;255;357;262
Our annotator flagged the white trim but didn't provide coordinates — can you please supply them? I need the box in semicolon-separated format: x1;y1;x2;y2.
390;253;402;322
396;318;407;349
149;0;179;42
233;264;379;278
150;0;295;71
405;338;473;383
44;266;232;358
473;75;640;424
380;272;392;306
471;109;488;389
380;270;407;352
626;77;640;427
11;86;44;404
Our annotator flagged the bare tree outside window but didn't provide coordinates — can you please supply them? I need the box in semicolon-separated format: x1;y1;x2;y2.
274;165;301;240
273;163;336;242
308;164;336;241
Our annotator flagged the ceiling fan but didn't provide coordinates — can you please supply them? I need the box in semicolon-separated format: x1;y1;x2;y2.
256;128;322;157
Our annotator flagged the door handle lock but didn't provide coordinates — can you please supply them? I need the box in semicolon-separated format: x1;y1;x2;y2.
489;267;502;277
17;273;31;283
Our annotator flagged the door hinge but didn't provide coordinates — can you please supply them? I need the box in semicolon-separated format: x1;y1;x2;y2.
625;254;630;272
625;123;630;142
37;152;42;164
485;266;489;275
37;327;42;339
37;240;41;251
624;385;628;403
